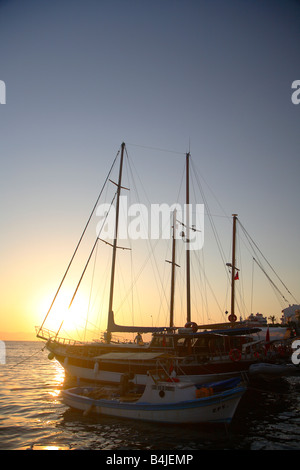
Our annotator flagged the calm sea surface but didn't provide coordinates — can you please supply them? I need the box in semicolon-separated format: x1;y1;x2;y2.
0;341;299;451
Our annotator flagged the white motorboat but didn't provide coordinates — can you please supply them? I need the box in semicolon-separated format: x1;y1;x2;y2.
61;372;246;424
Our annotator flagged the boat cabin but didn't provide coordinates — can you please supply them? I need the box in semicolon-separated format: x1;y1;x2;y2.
149;328;257;358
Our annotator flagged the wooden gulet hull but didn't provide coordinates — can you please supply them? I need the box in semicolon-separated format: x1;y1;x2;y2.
48;343;255;386
59;358;250;386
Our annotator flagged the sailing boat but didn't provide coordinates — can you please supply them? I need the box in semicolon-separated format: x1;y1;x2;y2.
36;142;288;386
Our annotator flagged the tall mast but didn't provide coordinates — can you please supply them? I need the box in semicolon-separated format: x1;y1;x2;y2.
230;214;238;325
169;210;177;327
186;152;191;323
107;142;125;336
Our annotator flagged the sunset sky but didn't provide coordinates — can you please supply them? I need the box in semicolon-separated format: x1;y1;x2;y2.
0;0;299;341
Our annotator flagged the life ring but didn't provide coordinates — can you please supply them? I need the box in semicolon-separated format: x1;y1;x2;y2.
228;314;237;323
184;322;198;332
229;348;241;362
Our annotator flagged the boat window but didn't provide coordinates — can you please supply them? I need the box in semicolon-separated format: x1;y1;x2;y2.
176;337;186;347
150;337;160;347
163;336;174;348
192;337;208;348
230;336;247;349
176;337;193;348
208;336;226;353
150;335;174;348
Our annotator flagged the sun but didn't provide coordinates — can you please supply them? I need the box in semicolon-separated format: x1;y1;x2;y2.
36;286;94;340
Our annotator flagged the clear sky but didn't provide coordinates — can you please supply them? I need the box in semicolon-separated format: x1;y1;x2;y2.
0;0;299;341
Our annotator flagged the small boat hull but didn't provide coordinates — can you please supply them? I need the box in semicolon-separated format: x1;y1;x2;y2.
62;382;245;424
249;362;300;381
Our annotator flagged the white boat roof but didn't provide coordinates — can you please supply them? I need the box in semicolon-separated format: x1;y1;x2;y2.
94;352;170;362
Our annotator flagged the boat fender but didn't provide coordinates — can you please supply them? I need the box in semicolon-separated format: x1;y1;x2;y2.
48;352;55;360
196;387;213;398
184;322;198;333
229;348;242;362
94;362;99;375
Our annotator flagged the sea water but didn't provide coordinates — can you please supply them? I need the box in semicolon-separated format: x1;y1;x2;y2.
0;341;299;450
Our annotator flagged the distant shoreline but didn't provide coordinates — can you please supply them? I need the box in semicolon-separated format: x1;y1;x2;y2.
0;324;291;343
0;332;39;342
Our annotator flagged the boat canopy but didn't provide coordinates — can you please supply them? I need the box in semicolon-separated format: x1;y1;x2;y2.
151;327;262;337
206;327;261;336
107;311;175;334
107;311;260;336
94;352;171;362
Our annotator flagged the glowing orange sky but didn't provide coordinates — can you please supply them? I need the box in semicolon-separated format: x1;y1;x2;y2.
1;1;300;341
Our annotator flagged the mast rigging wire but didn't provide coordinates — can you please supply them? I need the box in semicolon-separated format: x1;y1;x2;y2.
238;220;299;305
253;257;289;305
37;148;120;337
56;191;118;337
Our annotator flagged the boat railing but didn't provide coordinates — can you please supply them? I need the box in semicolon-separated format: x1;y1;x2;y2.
148;368;169;384
36;326;57;341
147;357;179;384
35;327;84;346
52;336;84;346
188;340;269;362
149;358;191;384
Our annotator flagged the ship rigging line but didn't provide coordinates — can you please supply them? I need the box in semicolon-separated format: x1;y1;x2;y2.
238;220;299;305
37;148;120;337
253;257;289;305
189;159;232;286
126;142;185;156
56;190;118;337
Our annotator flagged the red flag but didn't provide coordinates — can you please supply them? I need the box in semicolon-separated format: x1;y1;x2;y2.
234;272;239;280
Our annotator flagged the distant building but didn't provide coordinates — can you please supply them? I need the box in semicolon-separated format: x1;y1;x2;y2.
281;304;300;324
245;312;268;326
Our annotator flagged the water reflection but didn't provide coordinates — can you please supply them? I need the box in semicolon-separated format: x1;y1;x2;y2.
1;342;300;450
47;360;66;398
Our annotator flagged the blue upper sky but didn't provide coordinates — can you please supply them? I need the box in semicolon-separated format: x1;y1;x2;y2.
0;0;299;337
